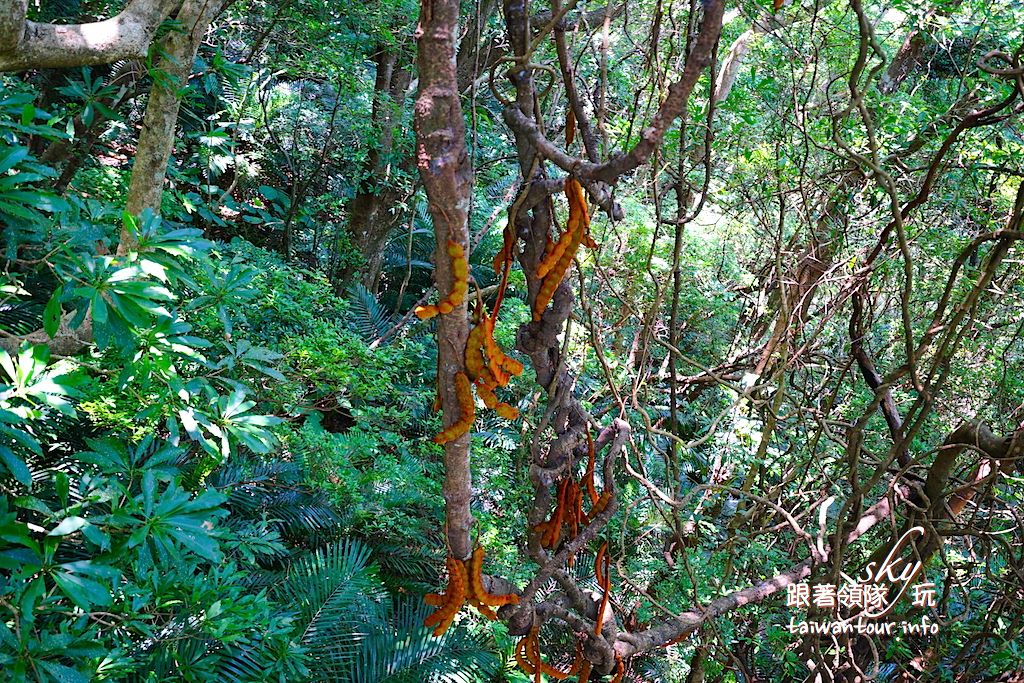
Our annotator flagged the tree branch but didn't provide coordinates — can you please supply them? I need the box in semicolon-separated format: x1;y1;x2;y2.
0;0;184;72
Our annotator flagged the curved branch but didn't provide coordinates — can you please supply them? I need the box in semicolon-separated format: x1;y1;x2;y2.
0;0;184;72
501;0;725;185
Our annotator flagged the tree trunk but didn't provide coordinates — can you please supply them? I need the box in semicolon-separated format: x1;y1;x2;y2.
338;45;412;291
118;0;229;253
414;0;474;560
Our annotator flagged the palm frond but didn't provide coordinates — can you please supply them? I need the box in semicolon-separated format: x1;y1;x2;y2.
349;596;501;683
0;301;43;334
347;283;393;342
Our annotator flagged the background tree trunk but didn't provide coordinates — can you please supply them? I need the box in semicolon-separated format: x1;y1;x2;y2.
118;0;230;252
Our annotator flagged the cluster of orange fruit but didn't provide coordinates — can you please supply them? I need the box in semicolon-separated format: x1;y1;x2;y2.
423;547;519;636
535;432;612;554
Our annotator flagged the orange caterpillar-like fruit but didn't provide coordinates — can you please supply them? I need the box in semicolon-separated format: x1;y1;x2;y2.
533;179;588;321
594;542;607;588
434;372;474;444
464;306;523;421
609;656;625;683
586;489;612;523
475;380;520;421
492;224;516;318
567;177;597;251
416;240;469;320
466;546;519;613
514;625;580;680
594;542;611;637
423;555;468;636
537;225;576;279
534;478;571;549
584;431;599;505
465;317;489;382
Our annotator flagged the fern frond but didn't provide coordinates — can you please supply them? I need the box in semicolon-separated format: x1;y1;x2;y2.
346;283;392;341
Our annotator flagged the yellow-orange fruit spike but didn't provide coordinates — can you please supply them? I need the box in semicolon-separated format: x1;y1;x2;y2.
577;661;592;683
415;304;439;320
424;556;468;636
520;634;576;680
515;637;536;674
541;479;571;548
566;109;576;146
476;381;499;410
588;490;611;520
481;317;512;387
424;593;446;607
584;432;599;505
609;656;624;683
444;241;468;303
537;227;575;279
447;239;465;260
567;177;590;226
595;542;608;587
434;372;474;444
465;324;488;382
595;545;611;637
567;481;582;538
466;547;487;600
581;231;598;250
533;518;553;539
469;597;498;620
530;630;543;683
467;546;520;608
430;610;458;637
496;403;519;420
532;226;583;321
499;354;525;377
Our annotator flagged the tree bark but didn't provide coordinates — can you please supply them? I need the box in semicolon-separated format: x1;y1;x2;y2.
339;45;412;291
414;0;474;560
118;0;230;252
0;0;183;72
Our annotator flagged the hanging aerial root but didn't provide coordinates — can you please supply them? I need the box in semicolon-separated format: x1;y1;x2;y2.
416;240;469;320
433;372;474;444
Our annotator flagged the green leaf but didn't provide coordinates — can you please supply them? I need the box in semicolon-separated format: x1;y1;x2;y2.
37;660;90;683
43;285;63;337
48;516;87;537
52;560;117;609
0;146;28;174
0;444;31;486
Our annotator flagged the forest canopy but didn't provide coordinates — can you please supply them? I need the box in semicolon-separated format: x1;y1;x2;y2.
1;0;1024;681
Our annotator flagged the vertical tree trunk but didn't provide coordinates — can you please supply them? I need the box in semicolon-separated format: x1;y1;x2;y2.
118;0;229;253
339;45;412;291
414;0;474;560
